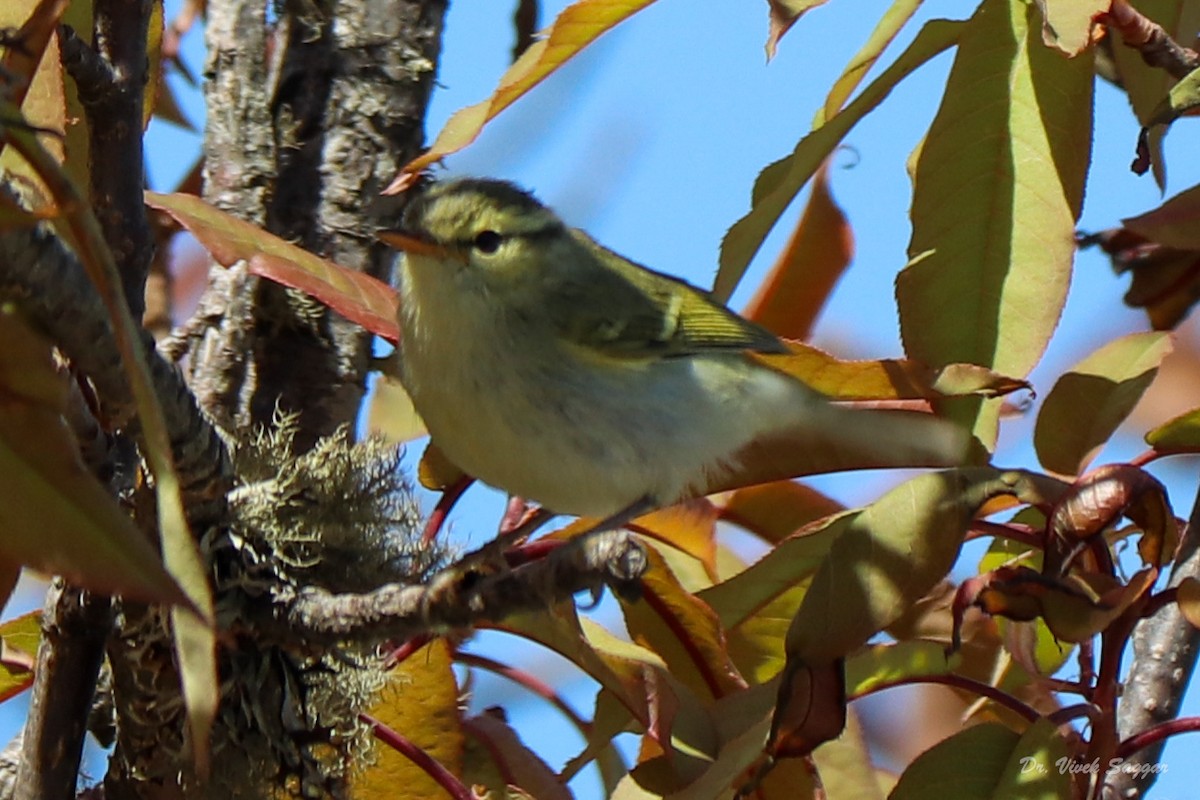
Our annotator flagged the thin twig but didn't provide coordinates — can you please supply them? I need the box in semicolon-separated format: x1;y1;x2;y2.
1104;0;1200;80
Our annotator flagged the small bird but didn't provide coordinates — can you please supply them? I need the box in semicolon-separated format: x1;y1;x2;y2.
381;178;962;526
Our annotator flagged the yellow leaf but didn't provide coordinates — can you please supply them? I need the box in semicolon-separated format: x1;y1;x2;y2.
389;0;658;186
0;0;70;195
357;640;464;798
1033;0;1106;55
817;0;923;124
0;611;40;702
366;373;427;445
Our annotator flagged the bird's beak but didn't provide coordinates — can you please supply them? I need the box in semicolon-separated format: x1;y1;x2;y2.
378;230;456;260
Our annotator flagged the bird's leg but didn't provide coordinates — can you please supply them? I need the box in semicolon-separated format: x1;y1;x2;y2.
498;496;539;537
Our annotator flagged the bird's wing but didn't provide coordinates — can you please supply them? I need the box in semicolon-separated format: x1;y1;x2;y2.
545;230;789;359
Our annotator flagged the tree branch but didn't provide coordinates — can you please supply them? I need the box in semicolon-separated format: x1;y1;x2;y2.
189;0;446;451
13;585;113;800
0;211;231;507
1111;482;1200;798
78;0;157;321
257;530;647;647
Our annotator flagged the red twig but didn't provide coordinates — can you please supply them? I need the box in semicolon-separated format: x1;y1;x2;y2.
384;633;434;669
421;475;474;545
854;673;1040;723
456;651;592;733
1115;715;1200;760
966;520;1044;549
362;712;473;800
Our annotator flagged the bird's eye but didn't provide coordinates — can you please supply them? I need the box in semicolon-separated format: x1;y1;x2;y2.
473;230;503;254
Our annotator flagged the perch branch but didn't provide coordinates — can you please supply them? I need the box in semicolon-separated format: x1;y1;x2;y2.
257;530;648;647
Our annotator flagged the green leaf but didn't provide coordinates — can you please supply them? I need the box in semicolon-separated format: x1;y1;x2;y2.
844;641;953;697
784;468;1064;663
1034;332;1172;475
722;584;808;684
699;511;851;632
813;710;887;800
897;0;1093;449
816;0;924;125
889;719;1072;799
716;18;962;301
1146;63;1200;129
3;112;217;773
1146;405;1200;451
0;611;40;703
1033;0;1106;55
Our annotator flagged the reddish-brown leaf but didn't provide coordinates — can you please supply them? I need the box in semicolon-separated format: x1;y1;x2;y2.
964;565;1157;643
765;0;830;61
741;159;852;341
1046;464;1177;571
1085;227;1200;330
765;657;845;758
463;713;571;800
144;191;400;341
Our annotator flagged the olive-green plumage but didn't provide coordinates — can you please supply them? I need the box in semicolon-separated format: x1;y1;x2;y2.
386;178;963;518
